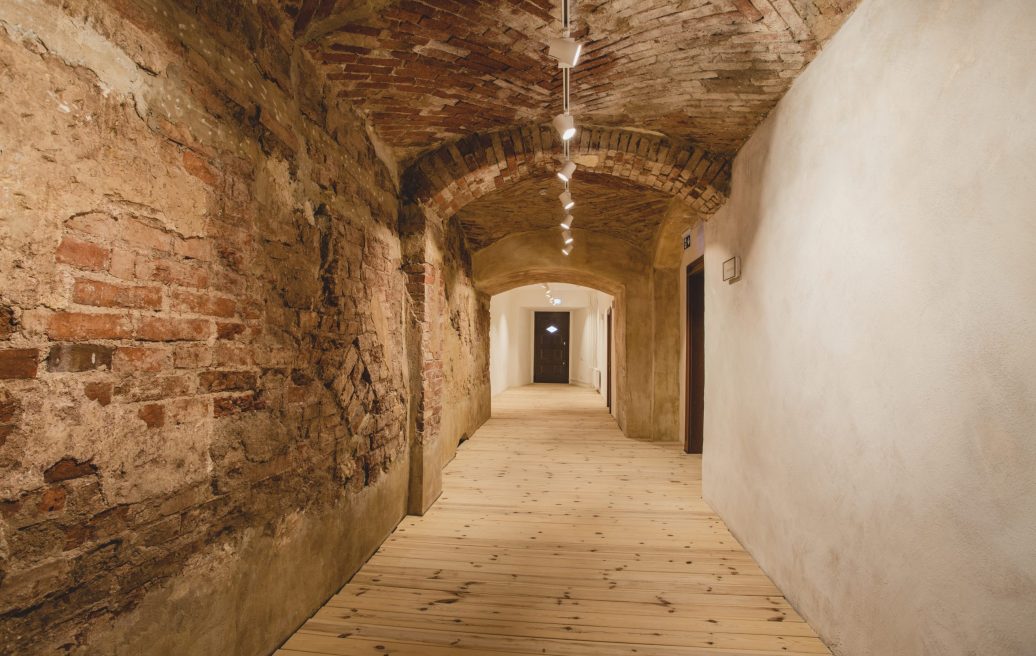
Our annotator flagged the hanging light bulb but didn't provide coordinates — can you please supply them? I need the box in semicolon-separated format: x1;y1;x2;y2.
563;234;574;245
557;159;577;182
559;191;574;210
552;113;576;141
562;244;574;256
548;37;583;68
560;215;573;230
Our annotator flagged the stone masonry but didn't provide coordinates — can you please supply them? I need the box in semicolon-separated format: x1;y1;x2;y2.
0;1;487;653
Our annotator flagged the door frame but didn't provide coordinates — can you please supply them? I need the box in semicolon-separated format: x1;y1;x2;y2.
532;311;571;384
606;307;613;413
685;257;705;454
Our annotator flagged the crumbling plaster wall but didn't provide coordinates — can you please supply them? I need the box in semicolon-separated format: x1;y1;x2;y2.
0;1;419;653
400;207;491;515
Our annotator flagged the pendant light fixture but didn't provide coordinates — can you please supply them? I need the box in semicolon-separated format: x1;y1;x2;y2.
550;0;582;255
548;37;582;68
557;159;577;182
553;113;576;141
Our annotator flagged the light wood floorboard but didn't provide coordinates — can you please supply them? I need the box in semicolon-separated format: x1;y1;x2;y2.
278;384;829;656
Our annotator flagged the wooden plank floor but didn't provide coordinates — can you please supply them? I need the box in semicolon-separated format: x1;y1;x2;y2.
278;384;830;656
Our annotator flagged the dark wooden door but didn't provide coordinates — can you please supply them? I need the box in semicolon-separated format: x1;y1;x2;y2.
685;259;705;454
533;312;570;383
606;308;613;412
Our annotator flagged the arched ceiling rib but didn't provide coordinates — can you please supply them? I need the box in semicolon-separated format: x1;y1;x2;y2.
266;0;859;252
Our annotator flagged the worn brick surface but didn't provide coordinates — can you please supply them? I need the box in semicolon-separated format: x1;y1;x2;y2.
402;125;731;250
457;170;672;250
0;1;421;652
288;0;858;162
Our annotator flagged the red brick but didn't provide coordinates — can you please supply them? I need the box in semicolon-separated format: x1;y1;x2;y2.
47;313;132;340
167;397;210;424
108;248;137;280
137;404;165;429
182;150;219;187
170;289;235;318
38;487;67;513
44;457;98;483
65;212;119;240
114;374;193;402
213;392;265;417
55;237;109;271
136;317;212;342
122;217;172;252
198;370;257;393
0;349;39;379
0;304;15;339
84;382;113;406
174;237;213;261
173;344;212;369
113;347;170;373
216;322;246;340
63;524;92;551
212;343;251;367
146;257;210;289
73;278;162;310
46;344;114;372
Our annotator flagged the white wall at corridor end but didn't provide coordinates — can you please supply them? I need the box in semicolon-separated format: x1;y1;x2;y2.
489;284;613;399
703;1;1036;655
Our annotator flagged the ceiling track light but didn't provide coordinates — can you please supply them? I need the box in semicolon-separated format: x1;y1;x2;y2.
553;112;576;141
560;215;573;230
562;244;574;256
548;37;582;68
557;159;577;182
559;190;574;210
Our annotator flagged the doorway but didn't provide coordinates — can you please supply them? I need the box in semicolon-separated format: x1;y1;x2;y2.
533;311;570;383
685;258;705;454
606;308;613;412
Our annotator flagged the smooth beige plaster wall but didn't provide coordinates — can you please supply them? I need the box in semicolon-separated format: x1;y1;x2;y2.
488;289;531;395
704;1;1036;654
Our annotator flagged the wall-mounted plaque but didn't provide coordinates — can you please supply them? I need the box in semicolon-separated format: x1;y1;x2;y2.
722;256;741;282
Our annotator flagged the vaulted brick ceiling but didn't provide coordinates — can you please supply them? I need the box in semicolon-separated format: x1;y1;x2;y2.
276;0;858;250
287;0;858;163
455;171;672;251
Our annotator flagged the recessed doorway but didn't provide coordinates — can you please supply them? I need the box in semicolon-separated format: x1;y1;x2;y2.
533;311;570;383
685;258;705;454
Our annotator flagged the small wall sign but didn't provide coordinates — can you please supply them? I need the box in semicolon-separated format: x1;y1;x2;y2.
681;230;692;251
722;256;741;282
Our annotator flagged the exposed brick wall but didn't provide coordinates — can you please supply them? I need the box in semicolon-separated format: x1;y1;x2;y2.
0;1;413;652
399;206;490;514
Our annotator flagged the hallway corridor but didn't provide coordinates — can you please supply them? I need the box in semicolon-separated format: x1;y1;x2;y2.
277;385;829;656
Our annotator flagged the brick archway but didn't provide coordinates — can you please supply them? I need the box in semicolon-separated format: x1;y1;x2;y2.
401;125;732;226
